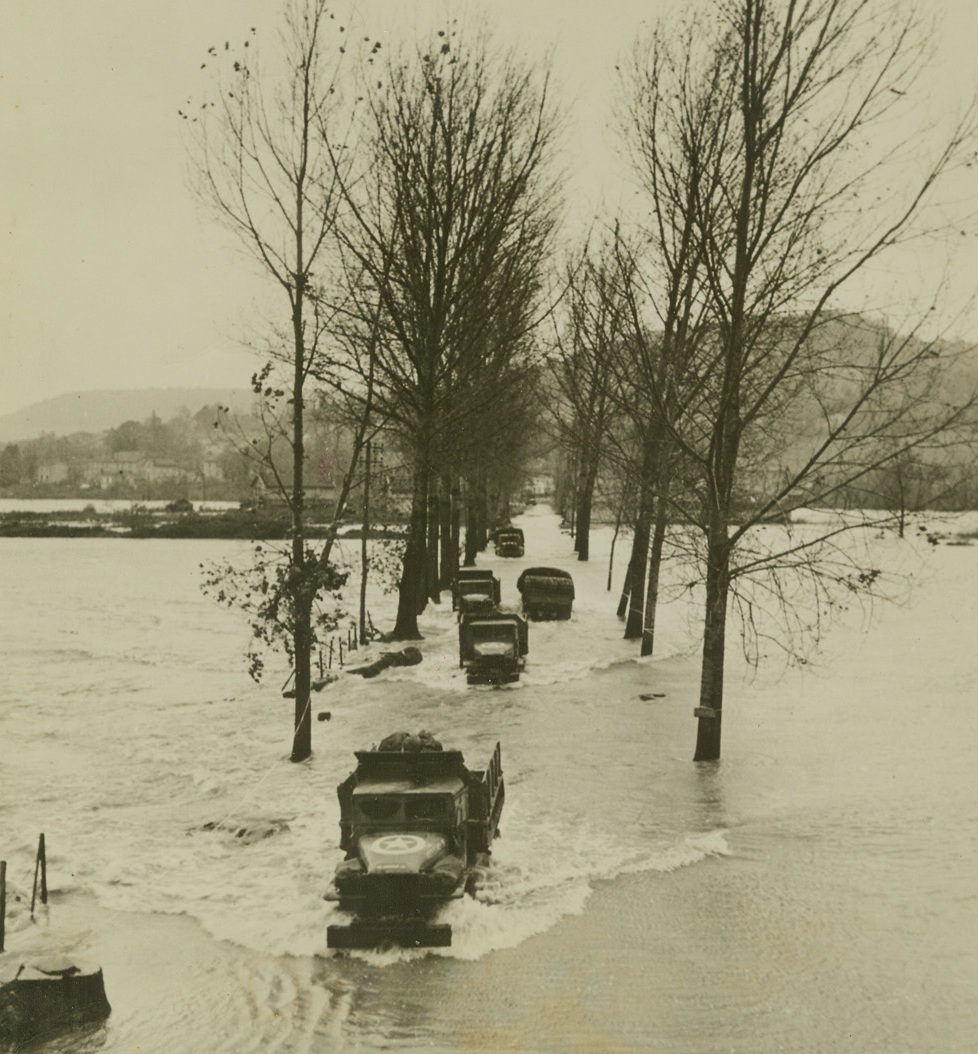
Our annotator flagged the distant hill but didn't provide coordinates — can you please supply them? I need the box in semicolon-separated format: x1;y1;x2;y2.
0;388;255;442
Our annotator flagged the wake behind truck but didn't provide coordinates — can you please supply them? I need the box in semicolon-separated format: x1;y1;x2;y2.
325;732;504;949
458;611;529;685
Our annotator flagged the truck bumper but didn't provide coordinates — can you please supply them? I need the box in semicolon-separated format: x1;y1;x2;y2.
327;919;453;949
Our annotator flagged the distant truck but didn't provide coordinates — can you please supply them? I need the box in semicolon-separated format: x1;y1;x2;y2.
458;611;529;685
516;567;575;620
325;733;504;949
452;568;501;616
493;526;525;558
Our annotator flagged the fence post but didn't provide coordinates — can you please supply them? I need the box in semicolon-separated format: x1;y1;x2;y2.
31;833;47;917
1;859;6;952
327;639;334;669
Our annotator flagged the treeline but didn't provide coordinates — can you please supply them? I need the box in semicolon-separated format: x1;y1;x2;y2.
186;0;976;762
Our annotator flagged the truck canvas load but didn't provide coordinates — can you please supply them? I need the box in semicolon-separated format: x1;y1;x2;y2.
517;567;575;620
452;568;501;616
493;526;525;557
458;611;529;685
326;733;504;950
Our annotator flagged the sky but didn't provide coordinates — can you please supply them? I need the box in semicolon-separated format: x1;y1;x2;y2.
2;0;978;418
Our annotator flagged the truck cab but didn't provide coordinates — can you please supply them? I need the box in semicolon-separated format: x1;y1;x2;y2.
459;611;529;684
494;526;525;557
452;569;501;615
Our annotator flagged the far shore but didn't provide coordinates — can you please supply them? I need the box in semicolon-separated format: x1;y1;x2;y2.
0;506;408;540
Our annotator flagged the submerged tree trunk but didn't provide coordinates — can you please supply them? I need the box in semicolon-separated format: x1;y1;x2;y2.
607;494;624;592
449;477;461;580
575;460;598;562
291;589;314;762
393;462;428;639
426;484;441;602
463;479;479;567
439;474;458;589
623;480;653;638
640;500;668;657
693;527;730;762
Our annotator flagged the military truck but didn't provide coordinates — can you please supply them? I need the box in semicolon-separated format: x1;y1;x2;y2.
516;566;575;620
494;526;525;558
458;611;529;685
452;568;501;616
325;733;504;949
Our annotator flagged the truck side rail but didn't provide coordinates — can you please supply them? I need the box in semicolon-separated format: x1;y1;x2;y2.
467;742;504;854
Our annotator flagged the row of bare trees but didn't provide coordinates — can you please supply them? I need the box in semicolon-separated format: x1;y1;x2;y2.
189;0;975;763
188;4;557;759
546;0;977;760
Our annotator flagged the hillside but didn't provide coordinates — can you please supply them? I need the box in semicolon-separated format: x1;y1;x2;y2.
0;388;255;443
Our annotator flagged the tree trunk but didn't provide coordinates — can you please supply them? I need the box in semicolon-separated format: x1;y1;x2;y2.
474;469;489;552
439;473;457;589
463;477;479;567
289;278;311;762
393;462;427;639
623;480;653;638
426;484;441;602
607;495;623;592
449;477;461;579
290;590;314;762
358;439;371;644
575;460;598;562
693;527;730;762
640;499;668;657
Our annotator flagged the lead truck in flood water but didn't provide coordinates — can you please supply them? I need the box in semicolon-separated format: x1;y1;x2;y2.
326;733;504;949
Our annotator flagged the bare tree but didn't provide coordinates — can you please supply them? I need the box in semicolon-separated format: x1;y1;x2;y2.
334;30;560;638
187;0;373;761
547;239;623;561
620;0;977;760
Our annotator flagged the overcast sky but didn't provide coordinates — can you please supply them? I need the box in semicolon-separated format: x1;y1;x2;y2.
2;0;977;417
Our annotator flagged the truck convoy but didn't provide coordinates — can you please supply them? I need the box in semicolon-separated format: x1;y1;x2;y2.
458;610;529;685
325;732;504;949
516;567;575;620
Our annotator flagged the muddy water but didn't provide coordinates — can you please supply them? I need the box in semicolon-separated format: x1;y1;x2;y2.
2;527;977;1052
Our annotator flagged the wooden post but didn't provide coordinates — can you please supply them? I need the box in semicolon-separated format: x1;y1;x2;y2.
31;833;47;917
1;859;7;952
327;639;334;669
359;439;371;645
338;640;345;668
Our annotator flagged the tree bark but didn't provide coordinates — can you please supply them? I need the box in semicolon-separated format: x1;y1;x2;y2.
640;499;668;657
291;589;314;761
623;479;653;638
693;526;730;762
426;483;441;602
393;462;427;639
463;477;479;567
575;459;598;562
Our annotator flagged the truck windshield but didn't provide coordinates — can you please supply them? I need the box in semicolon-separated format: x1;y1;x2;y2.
473;626;517;644
356;797;401;821
404;796;450;822
355;795;451;823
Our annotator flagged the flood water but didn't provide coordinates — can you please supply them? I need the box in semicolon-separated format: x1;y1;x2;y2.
1;514;977;1052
